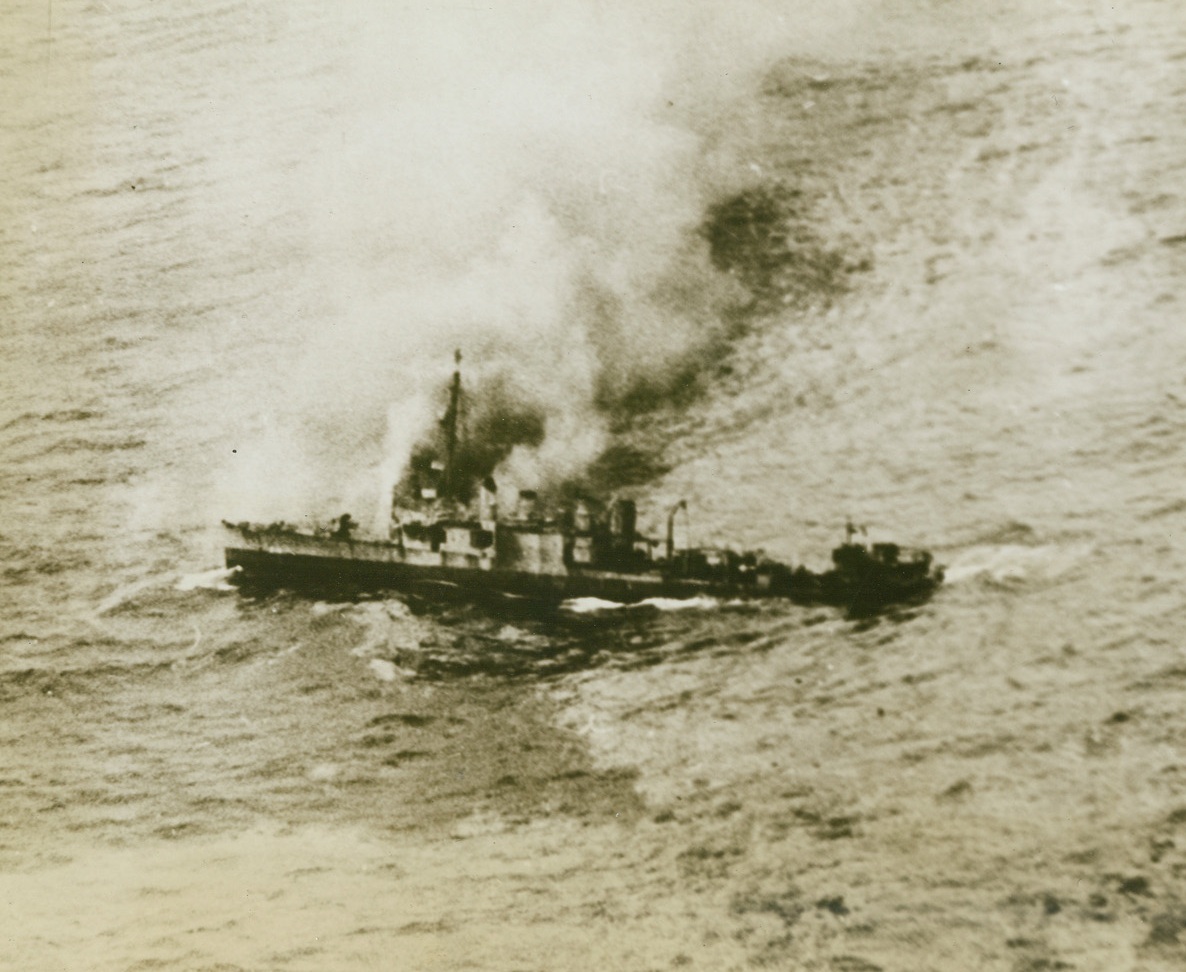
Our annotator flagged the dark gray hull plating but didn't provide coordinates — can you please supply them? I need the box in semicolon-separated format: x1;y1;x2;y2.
224;545;730;604
224;543;941;615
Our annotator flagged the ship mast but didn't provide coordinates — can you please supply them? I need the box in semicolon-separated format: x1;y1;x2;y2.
442;349;462;500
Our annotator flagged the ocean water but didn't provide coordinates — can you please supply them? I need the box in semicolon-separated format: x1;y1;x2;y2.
4;1;1186;969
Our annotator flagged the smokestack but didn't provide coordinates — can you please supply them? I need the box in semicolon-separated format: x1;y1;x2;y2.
516;489;539;521
667;500;687;561
610;498;636;545
479;476;498;524
573;500;592;533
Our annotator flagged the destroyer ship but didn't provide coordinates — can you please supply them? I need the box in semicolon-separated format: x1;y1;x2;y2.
223;353;943;612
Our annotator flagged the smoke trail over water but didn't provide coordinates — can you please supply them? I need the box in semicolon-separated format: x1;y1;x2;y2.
219;0;873;524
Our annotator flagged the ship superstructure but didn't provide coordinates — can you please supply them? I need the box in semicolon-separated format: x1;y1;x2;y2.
223;353;943;611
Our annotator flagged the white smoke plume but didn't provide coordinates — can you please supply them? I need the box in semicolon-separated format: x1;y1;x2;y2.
219;0;874;526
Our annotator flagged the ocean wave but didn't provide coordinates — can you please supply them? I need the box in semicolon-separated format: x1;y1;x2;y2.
561;595;721;614
96;575;171;615
942;542;1094;585
174;566;241;593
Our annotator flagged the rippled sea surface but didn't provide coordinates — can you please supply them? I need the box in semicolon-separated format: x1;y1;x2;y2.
5;1;1186;969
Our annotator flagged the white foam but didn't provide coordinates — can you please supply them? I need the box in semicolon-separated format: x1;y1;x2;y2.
943;543;1093;585
312;601;353;616
561;595;720;614
175;566;241;593
636;596;720;612
561;596;625;614
99;572;191;614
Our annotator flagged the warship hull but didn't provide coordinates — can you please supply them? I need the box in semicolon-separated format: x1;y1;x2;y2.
222;354;942;614
223;524;942;612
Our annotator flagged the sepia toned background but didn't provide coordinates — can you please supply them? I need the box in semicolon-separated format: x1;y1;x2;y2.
3;0;1186;968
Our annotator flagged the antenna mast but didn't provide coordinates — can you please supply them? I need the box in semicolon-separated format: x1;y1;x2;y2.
442;349;462;499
